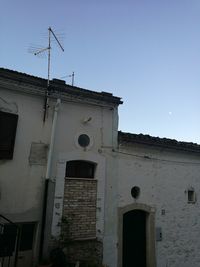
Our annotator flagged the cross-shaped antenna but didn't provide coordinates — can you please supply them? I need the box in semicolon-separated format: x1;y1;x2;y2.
34;27;64;121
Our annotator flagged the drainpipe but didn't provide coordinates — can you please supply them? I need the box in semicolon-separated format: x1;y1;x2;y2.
46;98;61;180
39;98;61;260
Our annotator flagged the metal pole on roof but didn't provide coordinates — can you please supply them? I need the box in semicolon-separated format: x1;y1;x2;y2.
60;71;75;86
43;27;51;122
34;27;64;122
47;27;51;87
72;71;75;86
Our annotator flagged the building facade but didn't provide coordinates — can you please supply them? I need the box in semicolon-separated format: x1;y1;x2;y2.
1;68;200;267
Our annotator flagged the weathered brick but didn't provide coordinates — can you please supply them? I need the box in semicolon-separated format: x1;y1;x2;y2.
62;178;97;240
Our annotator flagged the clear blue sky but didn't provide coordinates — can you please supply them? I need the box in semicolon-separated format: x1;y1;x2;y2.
1;0;200;143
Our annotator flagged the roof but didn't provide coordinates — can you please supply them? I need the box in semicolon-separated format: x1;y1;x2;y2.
118;131;200;154
0;68;123;106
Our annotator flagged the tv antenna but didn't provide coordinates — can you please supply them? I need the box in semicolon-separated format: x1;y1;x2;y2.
61;71;75;86
34;27;64;122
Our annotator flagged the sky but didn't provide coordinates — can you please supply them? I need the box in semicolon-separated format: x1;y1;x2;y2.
1;0;200;143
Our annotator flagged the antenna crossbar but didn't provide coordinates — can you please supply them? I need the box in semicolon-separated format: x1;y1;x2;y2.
34;47;49;56
49;27;64;52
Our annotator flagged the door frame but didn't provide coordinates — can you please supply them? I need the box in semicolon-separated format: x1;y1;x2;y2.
118;203;156;267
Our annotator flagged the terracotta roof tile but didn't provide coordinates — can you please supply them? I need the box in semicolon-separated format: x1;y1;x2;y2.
0;68;123;105
118;131;200;153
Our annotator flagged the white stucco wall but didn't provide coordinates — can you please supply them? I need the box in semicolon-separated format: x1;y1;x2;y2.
0;78;119;264
0;88;51;221
50;102;118;244
0;86;53;264
115;143;200;267
0;85;118;217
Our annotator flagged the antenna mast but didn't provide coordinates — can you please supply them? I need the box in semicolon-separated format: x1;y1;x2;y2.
72;71;75;86
61;71;75;86
34;27;64;121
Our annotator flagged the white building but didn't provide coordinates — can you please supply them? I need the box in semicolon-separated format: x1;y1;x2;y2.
1;68;200;267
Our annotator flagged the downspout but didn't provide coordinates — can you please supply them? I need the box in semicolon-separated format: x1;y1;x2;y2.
45;98;61;180
39;98;61;260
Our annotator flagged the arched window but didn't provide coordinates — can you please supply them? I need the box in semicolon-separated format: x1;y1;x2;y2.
65;160;96;178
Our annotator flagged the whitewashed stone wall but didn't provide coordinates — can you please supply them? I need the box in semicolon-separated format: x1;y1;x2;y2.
116;143;200;267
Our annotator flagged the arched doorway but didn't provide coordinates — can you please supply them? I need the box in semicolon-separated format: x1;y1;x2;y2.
123;210;146;267
118;204;156;267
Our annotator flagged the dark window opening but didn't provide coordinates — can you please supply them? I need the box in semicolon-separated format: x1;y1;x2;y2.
78;134;90;148
131;186;140;199
188;190;195;203
66;160;96;178
0;111;18;159
0;222;36;256
19;223;36;251
0;224;18;257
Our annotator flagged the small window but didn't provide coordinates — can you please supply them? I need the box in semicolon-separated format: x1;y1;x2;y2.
66;160;96;178
188;190;196;203
131;186;140;199
19;223;36;251
0;111;18;159
78;134;90;148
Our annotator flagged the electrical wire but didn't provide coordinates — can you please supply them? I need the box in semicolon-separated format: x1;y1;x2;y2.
112;149;200;165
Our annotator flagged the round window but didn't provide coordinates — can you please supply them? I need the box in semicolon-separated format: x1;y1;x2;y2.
131;186;140;199
78;134;90;148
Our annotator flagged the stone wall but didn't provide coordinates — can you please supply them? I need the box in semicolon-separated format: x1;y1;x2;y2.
117;144;200;267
